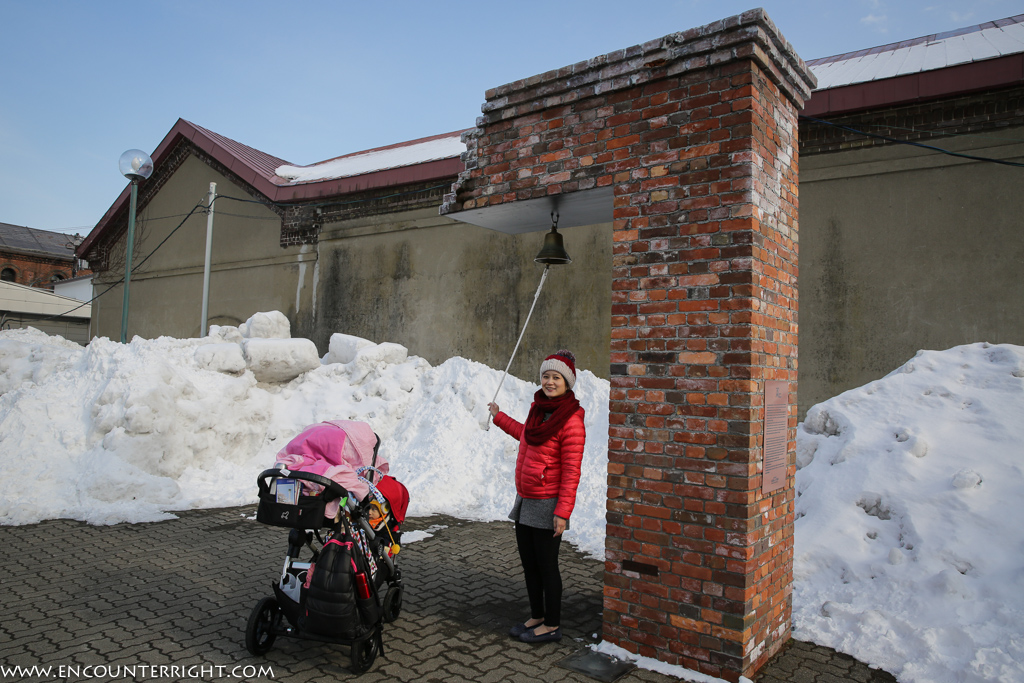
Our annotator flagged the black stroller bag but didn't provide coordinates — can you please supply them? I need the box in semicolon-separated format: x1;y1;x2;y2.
301;536;380;639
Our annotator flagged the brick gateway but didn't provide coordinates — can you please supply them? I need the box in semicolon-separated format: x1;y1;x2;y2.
442;10;816;681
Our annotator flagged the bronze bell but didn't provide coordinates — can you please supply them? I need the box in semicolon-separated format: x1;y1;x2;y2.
534;215;571;264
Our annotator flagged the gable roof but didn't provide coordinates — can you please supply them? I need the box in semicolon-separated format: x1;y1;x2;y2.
189;120;292;185
0;222;78;261
80;119;468;258
806;14;1024;116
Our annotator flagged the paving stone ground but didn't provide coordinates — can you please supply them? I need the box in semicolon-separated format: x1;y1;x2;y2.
0;508;896;683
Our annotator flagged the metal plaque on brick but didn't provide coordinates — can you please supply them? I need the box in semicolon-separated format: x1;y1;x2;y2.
762;381;790;495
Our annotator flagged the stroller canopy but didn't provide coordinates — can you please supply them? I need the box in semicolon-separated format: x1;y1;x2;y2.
276;420;389;503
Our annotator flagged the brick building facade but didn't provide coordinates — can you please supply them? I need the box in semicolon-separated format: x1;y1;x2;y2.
0;222;88;289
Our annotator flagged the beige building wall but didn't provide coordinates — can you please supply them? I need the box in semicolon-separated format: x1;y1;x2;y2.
91;153;614;383
798;131;1024;417
91;155;316;341
313;208;613;382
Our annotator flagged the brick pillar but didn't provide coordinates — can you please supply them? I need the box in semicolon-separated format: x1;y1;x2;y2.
442;10;815;681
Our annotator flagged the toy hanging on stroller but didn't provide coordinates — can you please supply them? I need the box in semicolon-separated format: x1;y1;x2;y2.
245;420;409;674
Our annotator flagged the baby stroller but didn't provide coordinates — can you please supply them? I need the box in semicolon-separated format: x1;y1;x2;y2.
245;421;409;674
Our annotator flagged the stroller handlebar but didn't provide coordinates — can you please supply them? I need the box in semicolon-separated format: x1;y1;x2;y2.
257;468;348;503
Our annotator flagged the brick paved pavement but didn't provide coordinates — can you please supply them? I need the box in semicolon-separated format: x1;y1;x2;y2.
0;508;896;682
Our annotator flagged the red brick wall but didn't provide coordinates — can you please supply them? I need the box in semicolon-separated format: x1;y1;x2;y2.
601;59;799;680
443;10;812;681
0;253;77;288
800;84;1024;155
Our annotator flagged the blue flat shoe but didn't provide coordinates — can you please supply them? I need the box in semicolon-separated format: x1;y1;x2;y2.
509;621;542;638
519;627;561;643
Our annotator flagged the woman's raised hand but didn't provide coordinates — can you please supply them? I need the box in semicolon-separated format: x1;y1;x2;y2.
487;402;500;418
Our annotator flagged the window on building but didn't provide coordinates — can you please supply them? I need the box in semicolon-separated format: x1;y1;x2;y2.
1;268;15;282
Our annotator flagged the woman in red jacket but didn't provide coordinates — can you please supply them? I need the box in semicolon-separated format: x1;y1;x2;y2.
488;349;586;644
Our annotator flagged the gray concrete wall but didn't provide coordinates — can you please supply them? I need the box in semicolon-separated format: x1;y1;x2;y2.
798;131;1024;416
312;208;613;383
91;155;316;340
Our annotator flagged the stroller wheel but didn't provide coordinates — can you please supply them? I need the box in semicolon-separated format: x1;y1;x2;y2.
382;584;403;623
245;597;281;656
350;627;380;673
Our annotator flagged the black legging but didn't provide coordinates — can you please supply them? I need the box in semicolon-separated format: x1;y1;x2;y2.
515;522;563;627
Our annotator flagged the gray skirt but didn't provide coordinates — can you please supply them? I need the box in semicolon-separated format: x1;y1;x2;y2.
508;495;567;531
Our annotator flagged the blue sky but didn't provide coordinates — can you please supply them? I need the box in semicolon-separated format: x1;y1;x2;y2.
2;0;1023;234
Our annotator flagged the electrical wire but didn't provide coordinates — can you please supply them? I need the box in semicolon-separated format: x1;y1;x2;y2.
13;199;208;325
17;180;450;328
35;210;218;236
14;176;450;331
835;120;1024;144
799;115;1024;168
213;181;452;210
207;210;280;221
128;200;208;274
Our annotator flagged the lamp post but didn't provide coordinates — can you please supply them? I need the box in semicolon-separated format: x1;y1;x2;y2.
118;149;154;343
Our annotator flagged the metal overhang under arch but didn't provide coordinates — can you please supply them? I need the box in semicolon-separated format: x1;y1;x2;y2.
446;186;614;234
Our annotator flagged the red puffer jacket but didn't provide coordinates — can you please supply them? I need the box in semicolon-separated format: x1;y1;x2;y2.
494;406;586;520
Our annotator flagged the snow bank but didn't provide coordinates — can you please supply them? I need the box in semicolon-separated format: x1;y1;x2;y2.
0;317;609;559
4;318;1023;682
242;338;320;382
593;640;753;683
794;343;1024;683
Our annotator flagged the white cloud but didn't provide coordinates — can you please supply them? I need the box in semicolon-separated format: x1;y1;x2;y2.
861;13;890;31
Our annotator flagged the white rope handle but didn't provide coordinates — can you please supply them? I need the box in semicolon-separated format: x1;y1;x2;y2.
485;265;550;430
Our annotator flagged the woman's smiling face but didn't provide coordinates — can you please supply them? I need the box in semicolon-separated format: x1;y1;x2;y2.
541;370;567;398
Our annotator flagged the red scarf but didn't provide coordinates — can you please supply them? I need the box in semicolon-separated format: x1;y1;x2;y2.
523;389;580;446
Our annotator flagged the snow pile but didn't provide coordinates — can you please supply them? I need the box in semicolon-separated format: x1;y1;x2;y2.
593;641;753;683
4;318;1023;681
0;317;609;558
794;342;1024;683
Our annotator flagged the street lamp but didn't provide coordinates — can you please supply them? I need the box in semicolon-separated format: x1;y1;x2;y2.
118;149;154;343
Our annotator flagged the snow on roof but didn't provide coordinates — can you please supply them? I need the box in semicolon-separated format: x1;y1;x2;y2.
275;132;466;184
809;14;1024;90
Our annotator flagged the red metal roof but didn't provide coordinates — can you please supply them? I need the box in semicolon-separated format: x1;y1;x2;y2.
805;14;1024;116
188;120;292;184
80;120;468;258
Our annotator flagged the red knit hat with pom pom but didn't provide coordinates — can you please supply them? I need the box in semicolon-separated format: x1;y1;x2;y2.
539;349;577;390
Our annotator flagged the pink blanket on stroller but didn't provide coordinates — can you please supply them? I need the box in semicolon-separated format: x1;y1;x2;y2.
275;420;389;517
